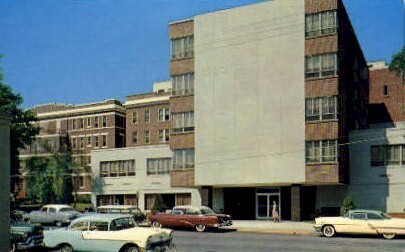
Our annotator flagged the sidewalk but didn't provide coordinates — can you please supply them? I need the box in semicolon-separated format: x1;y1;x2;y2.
223;220;315;235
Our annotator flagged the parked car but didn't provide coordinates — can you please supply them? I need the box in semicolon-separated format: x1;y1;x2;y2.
96;205;146;223
25;204;81;227
43;214;175;252
314;209;405;239
10;210;28;222
10;221;44;252
149;205;232;232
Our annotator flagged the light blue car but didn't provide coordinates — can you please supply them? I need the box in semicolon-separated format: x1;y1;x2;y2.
43;214;175;252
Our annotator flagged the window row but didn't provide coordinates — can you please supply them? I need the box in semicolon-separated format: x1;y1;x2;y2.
100;160;136;177
371;145;405;167
132;129;170;144
305;53;338;79
172;112;194;133
171;36;194;60
147;158;172;175
70;116;108;130
306;140;338;164
71;135;107;149
305;10;338;38
305;96;338;121
72;155;91;167
172;73;194;96
173;149;195;170
132;108;170;124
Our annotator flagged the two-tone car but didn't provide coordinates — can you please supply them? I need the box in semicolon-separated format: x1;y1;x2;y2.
314;209;405;239
149;205;232;232
96;205;147;223
10;221;44;252
43;214;175;252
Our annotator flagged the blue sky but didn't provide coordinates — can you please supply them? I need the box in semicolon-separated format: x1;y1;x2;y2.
0;0;403;108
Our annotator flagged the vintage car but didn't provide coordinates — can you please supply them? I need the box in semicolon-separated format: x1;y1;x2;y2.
314;209;405;239
149;205;232;232
10;221;44;252
96;205;146;223
25;204;81;227
43;214;175;252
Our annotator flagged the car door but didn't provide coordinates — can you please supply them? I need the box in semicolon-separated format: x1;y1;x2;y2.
47;207;57;224
67;220;89;251
82;220;112;252
347;212;374;234
365;212;385;234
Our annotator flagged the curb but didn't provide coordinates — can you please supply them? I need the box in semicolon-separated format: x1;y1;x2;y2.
235;228;314;235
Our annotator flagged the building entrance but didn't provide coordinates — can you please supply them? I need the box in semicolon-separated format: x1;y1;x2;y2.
256;188;280;219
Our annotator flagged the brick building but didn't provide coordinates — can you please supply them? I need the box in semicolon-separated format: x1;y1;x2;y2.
17;99;126;201
168;0;369;220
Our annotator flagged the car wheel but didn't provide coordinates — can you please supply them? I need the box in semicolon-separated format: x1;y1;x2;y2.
122;245;139;252
382;232;396;239
58;244;73;252
195;224;206;232
152;221;162;228
10;242;16;252
55;221;63;227
322;225;335;237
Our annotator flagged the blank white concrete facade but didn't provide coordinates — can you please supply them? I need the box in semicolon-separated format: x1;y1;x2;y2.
91;145;201;210
194;0;305;186
349;122;405;213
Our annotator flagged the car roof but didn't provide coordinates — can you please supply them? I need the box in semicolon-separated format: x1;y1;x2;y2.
348;209;384;215
72;214;132;223
174;205;210;210
97;205;140;209
42;204;74;209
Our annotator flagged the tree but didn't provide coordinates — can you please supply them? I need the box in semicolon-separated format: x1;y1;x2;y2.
0;56;39;192
388;46;405;80
340;195;356;216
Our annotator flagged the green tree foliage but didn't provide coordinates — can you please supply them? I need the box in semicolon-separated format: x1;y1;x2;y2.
25;145;74;205
388;46;405;79
0;55;39;190
340;195;356;216
152;195;167;214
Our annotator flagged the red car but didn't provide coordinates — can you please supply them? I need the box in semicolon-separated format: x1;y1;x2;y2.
149;205;232;232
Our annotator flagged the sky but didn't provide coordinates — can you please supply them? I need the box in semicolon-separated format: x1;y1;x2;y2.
0;0;404;108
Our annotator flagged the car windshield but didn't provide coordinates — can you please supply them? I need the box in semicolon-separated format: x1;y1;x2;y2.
60;207;75;212
200;207;215;215
110;217;137;231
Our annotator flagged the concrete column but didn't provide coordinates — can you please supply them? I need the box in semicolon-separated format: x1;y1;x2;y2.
0;114;10;252
291;185;301;221
138;191;145;211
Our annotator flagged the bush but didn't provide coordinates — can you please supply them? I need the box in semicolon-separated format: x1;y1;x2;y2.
340;196;356;216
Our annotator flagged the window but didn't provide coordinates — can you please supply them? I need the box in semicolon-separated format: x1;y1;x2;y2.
87;136;91;146
94;136;99;147
80;137;84;149
94;117;99;128
86;117;91;128
172;73;194;96
145;110;150;123
172;112;194;133
132;132;138;144
367;213;383;220
72;119;76;130
72;138;77;149
147;158;172;175
352;213;366;220
70;221;88;231
383;85;388;96
158;108;170;121
132;111;138;124
171;36;193;60
305;10;338;38
145;131;150;144
79;118;84;129
102;135;107;147
158;129;170;143
173;149;195;170
102;116;107;127
99;160;135;177
306;140;338;163
305;53;338;78
305;96;337;121
79;176;85;188
371;145;404;166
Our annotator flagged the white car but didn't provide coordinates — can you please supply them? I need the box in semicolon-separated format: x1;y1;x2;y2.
43;214;175;252
314;209;405;239
25;204;80;227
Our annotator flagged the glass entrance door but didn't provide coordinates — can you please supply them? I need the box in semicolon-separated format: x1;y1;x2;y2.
256;190;280;219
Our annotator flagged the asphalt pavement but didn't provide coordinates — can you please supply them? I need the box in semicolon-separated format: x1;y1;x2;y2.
222;220;314;235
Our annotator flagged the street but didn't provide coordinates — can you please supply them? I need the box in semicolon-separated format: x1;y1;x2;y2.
173;230;405;252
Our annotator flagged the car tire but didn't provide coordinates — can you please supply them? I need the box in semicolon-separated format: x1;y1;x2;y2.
322;225;335;237
152;221;162;228
195;224;206;232
58;244;73;252
382;232;396;239
122;245;139;252
10;242;16;252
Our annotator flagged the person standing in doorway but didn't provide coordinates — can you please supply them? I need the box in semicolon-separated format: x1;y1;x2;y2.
272;200;279;222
